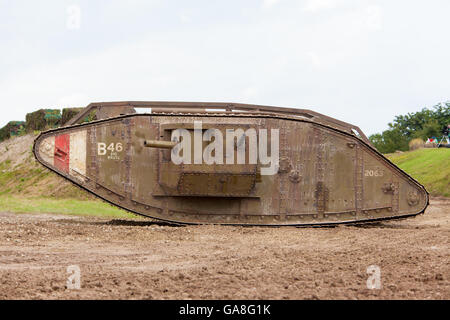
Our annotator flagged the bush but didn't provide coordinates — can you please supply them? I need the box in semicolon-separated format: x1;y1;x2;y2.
26;109;61;131
0;124;10;142
369;127;409;154
0;121;26;142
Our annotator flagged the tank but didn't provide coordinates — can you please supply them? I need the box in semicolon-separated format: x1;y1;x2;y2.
33;101;429;226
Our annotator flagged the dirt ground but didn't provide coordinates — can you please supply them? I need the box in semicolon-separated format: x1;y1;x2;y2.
0;198;448;300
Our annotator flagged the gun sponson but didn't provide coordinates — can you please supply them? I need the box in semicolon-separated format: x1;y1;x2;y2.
144;140;177;149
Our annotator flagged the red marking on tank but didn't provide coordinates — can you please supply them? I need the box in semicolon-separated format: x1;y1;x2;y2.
54;134;70;173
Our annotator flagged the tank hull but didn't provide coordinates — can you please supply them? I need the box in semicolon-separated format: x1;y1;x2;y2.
34;110;429;226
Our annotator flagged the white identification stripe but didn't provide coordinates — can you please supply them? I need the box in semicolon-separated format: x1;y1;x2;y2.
38;136;55;165
69;131;87;180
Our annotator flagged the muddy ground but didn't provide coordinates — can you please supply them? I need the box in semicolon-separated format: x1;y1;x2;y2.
0;198;448;300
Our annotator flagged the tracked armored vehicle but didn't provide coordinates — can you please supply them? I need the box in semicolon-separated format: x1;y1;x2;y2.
33;102;429;226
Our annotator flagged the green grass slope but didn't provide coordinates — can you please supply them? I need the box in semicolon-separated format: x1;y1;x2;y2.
0;196;135;218
0;134;135;218
386;148;450;197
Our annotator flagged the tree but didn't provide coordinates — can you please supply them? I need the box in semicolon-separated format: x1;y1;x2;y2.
369;127;409;154
369;102;450;153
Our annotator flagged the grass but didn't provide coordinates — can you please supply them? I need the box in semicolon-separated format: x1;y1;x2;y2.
386;148;450;197
0;196;136;219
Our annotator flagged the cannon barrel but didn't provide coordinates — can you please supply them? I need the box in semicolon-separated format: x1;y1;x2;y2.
144;140;177;149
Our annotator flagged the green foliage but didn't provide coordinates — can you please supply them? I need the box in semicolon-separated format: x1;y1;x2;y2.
369;127;410;154
392;102;449;140
43;109;61;121
17;125;26;137
0;121;26;141
413;119;441;141
370;102;450;153
26;109;61;131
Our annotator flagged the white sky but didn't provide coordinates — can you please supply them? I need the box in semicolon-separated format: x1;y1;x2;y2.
1;0;449;135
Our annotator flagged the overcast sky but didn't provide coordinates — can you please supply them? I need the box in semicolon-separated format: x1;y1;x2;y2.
1;0;449;134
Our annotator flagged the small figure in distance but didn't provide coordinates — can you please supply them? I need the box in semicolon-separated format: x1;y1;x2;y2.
443;124;450;137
